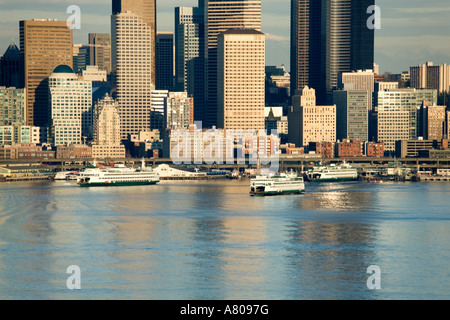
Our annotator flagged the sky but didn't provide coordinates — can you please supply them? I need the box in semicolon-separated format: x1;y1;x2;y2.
1;0;450;74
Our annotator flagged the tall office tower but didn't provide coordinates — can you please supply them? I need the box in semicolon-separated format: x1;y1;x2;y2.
217;29;265;131
290;0;374;105
92;93;126;158
150;90;169;131
156;32;174;91
417;102;446;140
20;19;73;127
288;86;336;147
88;33;112;73
203;0;262;128
112;0;157;140
73;44;91;74
333;87;369;142
377;88;437;152
165;92;194;130
290;0;321;97
0;87;26;125
0;41;21;88
175;6;204;121
410;62;450;94
49;65;93;145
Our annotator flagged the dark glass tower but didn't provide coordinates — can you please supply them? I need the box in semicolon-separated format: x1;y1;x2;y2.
0;41;21;88
291;0;375;105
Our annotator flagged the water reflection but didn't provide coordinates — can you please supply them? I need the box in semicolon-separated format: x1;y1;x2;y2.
284;221;378;299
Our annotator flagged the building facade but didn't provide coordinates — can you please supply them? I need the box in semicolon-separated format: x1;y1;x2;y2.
88;33;112;73
203;0;262;128
410;62;450;94
217;29;265;131
165;92;194;130
0;87;26;125
92;94;125;159
112;0;157;140
20;19;73;127
156;32;174;91
377;88;438;152
288;86;336;147
0;125;40;146
175;6;204;121
49;65;92;146
333;89;369;142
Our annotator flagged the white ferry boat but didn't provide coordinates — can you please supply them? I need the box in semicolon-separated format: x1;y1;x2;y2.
305;162;358;182
153;164;207;180
77;160;159;187
250;172;305;196
54;171;79;181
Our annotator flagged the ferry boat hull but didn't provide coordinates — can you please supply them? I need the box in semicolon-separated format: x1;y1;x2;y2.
79;180;159;188
250;189;305;197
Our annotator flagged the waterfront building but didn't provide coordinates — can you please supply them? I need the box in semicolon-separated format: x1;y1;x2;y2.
20;19;73;127
0;87;26;125
203;0;262;128
175;6;204;121
335;139;362;158
308;142;335;158
395;139;447;158
0;41;21;88
217;29;265;131
0;143;54;160
333;88;369;142
365;141;384;157
288;86;336;147
49;65;92;146
0;125;40;146
410;62;450;94
112;0;157;140
156;32;174;91
88;33;112;73
377;88;438;152
92;94;125;159
417;102;446;141
56;144;92;159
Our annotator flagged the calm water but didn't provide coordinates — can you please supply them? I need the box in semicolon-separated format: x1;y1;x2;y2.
0;179;449;300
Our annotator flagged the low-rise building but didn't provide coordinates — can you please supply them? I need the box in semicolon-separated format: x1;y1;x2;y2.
336;139;362;158
56;144;92;159
395;139;446;158
308;142;335;158
365;142;384;157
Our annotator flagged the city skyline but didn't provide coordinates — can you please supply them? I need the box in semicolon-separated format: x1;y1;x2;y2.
0;0;450;74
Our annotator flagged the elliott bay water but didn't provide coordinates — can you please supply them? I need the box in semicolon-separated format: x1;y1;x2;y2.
0;179;449;300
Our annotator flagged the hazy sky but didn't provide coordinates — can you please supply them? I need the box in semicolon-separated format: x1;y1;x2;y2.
1;0;449;74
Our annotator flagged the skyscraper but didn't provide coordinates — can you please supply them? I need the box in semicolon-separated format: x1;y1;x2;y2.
156;32;174;91
112;0;157;140
49;65;92;145
290;0;375;105
203;0;262;128
89;33;112;73
20;19;73;127
175;6;204;121
0;41;21;88
217;29;265;131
